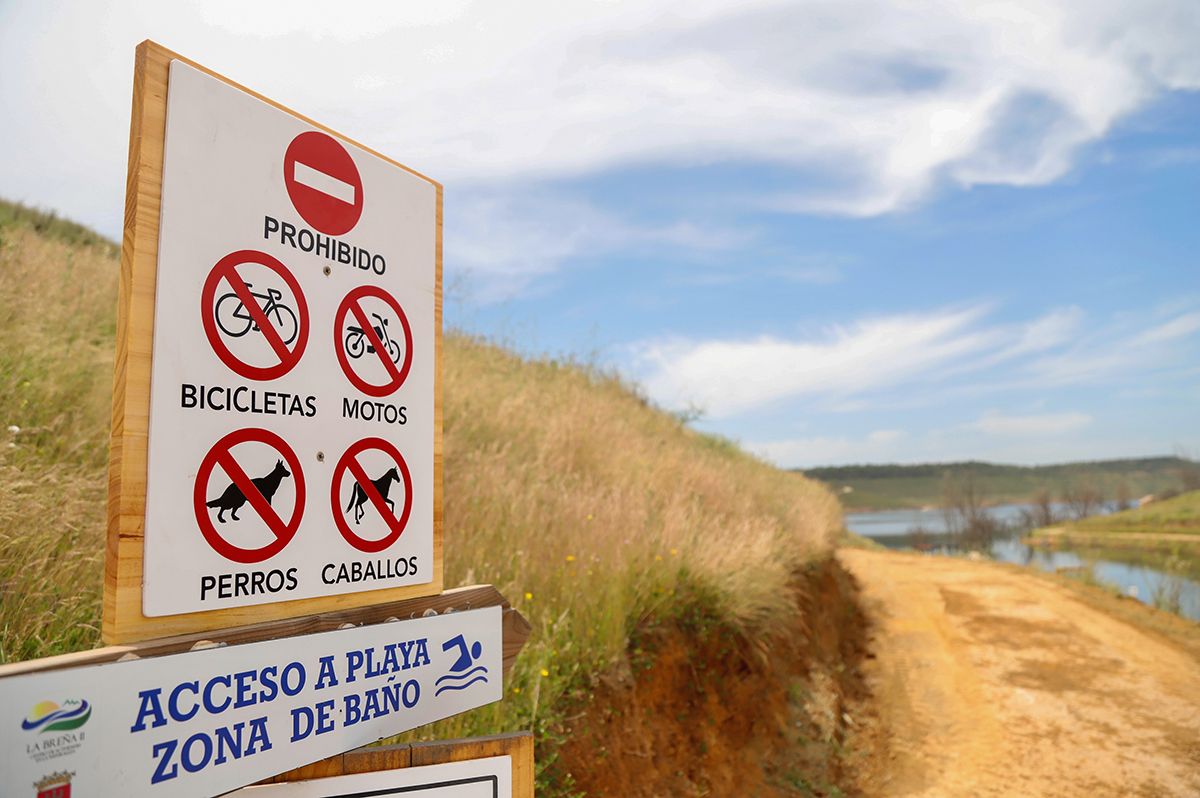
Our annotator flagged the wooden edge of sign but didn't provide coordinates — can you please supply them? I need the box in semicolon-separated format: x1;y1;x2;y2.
433;182;444;595
103;39;445;644
4;585;530;680
262;732;534;798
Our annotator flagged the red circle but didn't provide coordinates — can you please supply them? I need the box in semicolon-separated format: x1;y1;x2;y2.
334;285;414;397
284;131;364;236
193;428;306;564
330;437;414;554
201;250;309;381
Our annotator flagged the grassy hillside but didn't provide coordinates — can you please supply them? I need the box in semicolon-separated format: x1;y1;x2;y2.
0;204;842;791
1068;490;1200;536
1026;492;1200;611
0;205;117;661
804;458;1190;510
1028;490;1200;543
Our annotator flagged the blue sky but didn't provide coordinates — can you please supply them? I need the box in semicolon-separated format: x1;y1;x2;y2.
2;0;1197;466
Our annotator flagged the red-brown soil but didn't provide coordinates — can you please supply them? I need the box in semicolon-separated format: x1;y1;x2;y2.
555;558;869;797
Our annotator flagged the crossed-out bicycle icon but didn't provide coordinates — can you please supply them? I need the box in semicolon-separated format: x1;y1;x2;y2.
214;284;300;345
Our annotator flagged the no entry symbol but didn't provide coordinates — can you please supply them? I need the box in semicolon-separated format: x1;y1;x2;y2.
284;131;364;236
334;285;413;397
201;250;309;381
330;437;413;553
193;428;306;564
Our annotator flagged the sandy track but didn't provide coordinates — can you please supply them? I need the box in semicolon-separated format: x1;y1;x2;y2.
840;549;1200;797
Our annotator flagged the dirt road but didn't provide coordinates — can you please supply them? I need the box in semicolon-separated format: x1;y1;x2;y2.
840;549;1200;797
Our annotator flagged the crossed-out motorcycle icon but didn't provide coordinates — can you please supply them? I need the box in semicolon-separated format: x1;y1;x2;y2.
343;312;402;365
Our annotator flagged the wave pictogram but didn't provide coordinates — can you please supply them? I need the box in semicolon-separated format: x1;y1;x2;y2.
434;665;490;696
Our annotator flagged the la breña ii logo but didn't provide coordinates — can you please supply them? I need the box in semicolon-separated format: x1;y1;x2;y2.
22;701;91;734
21;700;91;765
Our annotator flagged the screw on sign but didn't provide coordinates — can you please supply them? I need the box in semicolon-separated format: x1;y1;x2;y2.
193;428;306;564
201;250;309;381
330;437;413;553
284;131;364;236
334;284;414;397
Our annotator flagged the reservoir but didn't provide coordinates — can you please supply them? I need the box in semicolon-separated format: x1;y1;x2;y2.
845;504;1200;622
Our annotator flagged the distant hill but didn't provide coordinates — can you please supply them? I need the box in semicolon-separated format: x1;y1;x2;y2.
0;198;117;254
801;457;1195;510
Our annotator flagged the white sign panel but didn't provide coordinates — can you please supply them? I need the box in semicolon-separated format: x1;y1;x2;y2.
234;755;512;797
143;59;437;616
0;608;500;798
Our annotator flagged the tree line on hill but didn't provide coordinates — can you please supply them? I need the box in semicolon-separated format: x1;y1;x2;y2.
800;456;1198;512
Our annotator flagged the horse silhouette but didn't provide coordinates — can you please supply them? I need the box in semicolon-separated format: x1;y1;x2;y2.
345;467;401;524
206;459;290;523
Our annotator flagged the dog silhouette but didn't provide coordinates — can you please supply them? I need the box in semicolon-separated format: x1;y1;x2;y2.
206;459;291;523
345;467;401;523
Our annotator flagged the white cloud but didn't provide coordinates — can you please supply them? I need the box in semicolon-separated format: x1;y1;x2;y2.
673;255;847;288
1129;312;1200;346
3;0;1200;239
1023;307;1200;386
1004;306;1084;355
750;429;907;468
634;303;1200;418
445;192;752;302
752;436;878;467
636;306;993;417
751;424;1166;468
971;410;1092;435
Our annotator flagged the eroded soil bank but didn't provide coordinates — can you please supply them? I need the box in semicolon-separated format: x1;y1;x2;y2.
554;558;869;797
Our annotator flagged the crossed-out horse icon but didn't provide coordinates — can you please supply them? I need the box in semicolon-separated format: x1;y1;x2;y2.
344;466;401;524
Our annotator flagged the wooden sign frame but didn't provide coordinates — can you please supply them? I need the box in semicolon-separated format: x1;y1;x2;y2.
3;586;529;680
105;40;444;644
258;732;534;798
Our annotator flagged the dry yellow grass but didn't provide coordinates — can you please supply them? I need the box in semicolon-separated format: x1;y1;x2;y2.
0;211;842;789
0;222;116;661
432;337;841;733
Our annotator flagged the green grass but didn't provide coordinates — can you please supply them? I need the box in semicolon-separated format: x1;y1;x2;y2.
0;210;843;794
1026;492;1200;618
1069;490;1200;536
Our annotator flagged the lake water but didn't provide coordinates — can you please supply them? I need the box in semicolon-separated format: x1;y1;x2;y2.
845;505;1200;622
